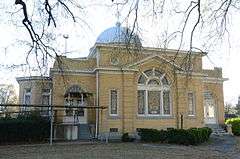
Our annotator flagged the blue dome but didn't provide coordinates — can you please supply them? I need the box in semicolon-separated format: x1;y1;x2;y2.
96;22;141;46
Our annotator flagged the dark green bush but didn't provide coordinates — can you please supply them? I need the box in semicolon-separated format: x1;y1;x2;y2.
158;130;167;142
137;129;166;142
226;118;240;136
121;133;135;142
185;128;199;145
138;127;212;145
202;127;212;139
167;129;194;145
0;115;50;143
187;127;211;145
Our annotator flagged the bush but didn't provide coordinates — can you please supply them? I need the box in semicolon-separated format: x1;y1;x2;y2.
121;133;135;142
0;115;50;143
137;129;167;142
167;129;193;145
138;127;212;145
226;118;240;136
187;127;212;145
186;128;200;145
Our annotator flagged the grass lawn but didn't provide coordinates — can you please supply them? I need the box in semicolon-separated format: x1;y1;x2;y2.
0;138;239;159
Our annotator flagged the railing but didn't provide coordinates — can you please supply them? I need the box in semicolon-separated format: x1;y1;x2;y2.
0;104;106;144
63;115;86;124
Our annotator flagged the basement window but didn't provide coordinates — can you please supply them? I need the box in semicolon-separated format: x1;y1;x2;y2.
110;128;118;132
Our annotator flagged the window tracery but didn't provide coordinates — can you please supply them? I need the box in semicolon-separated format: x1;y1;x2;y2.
137;68;171;116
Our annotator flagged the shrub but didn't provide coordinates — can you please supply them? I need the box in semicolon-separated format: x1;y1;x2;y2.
137;129;159;142
167;129;192;145
0;115;50;143
137;129;166;142
121;133;135;142
188;128;201;144
158;130;168;142
202;127;212;139
138;127;212;145
226;118;240;136
187;127;212;145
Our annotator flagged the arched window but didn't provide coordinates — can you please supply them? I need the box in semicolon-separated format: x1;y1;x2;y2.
148;79;160;85
64;85;87;116
137;68;171;116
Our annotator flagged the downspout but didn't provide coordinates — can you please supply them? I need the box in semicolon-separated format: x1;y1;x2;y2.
95;71;99;138
121;68;125;134
174;68;180;129
95;47;100;138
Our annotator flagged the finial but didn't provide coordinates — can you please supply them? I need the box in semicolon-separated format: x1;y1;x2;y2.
115;2;121;24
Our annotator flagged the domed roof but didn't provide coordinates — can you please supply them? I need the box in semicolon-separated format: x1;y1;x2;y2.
96;22;141;46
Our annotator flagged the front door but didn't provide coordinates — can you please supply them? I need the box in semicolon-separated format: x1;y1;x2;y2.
204;93;217;124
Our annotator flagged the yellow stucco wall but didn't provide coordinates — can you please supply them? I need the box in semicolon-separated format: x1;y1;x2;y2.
17;78;52;106
52;74;96;123
41;45;225;135
203;82;225;124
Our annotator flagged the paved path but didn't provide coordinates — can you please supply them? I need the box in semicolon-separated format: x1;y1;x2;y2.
206;135;240;158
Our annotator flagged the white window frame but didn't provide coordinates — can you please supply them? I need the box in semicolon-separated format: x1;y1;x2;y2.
42;89;52;105
187;91;196;116
109;89;119;116
23;88;31;111
137;68;172;117
23;89;31;104
41;89;52;115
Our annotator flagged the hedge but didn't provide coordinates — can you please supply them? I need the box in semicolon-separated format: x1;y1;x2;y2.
225;118;240;136
0;114;50;143
138;127;212;145
137;129;167;142
121;133;135;142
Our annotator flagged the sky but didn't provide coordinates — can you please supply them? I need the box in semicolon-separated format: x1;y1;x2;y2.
0;0;240;105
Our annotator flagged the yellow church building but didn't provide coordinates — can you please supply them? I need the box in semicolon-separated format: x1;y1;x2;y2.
17;23;227;140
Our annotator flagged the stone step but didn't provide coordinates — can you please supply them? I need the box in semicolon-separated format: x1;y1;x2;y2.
213;129;226;132
212;129;229;136
212;132;230;136
78;124;92;139
205;124;229;136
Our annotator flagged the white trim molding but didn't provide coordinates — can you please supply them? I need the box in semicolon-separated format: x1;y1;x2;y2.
50;67;138;76
176;71;207;77
126;54;182;70
203;77;228;83
16;76;51;83
91;43;205;56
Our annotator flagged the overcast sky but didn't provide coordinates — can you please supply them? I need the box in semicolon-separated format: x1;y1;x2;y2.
0;0;240;105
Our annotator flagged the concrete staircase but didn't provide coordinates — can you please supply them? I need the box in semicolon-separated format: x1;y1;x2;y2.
206;124;229;136
78;124;92;140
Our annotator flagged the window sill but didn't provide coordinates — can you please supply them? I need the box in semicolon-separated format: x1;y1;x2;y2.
136;115;174;119
187;115;196;119
108;115;121;120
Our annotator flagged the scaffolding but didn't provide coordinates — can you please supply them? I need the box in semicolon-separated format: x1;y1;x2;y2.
0;104;106;145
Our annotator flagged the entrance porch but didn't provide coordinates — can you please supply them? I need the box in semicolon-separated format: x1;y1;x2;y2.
54;85;96;140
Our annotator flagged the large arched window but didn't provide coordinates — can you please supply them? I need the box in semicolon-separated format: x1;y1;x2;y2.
64;85;88;116
137;68;171;116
